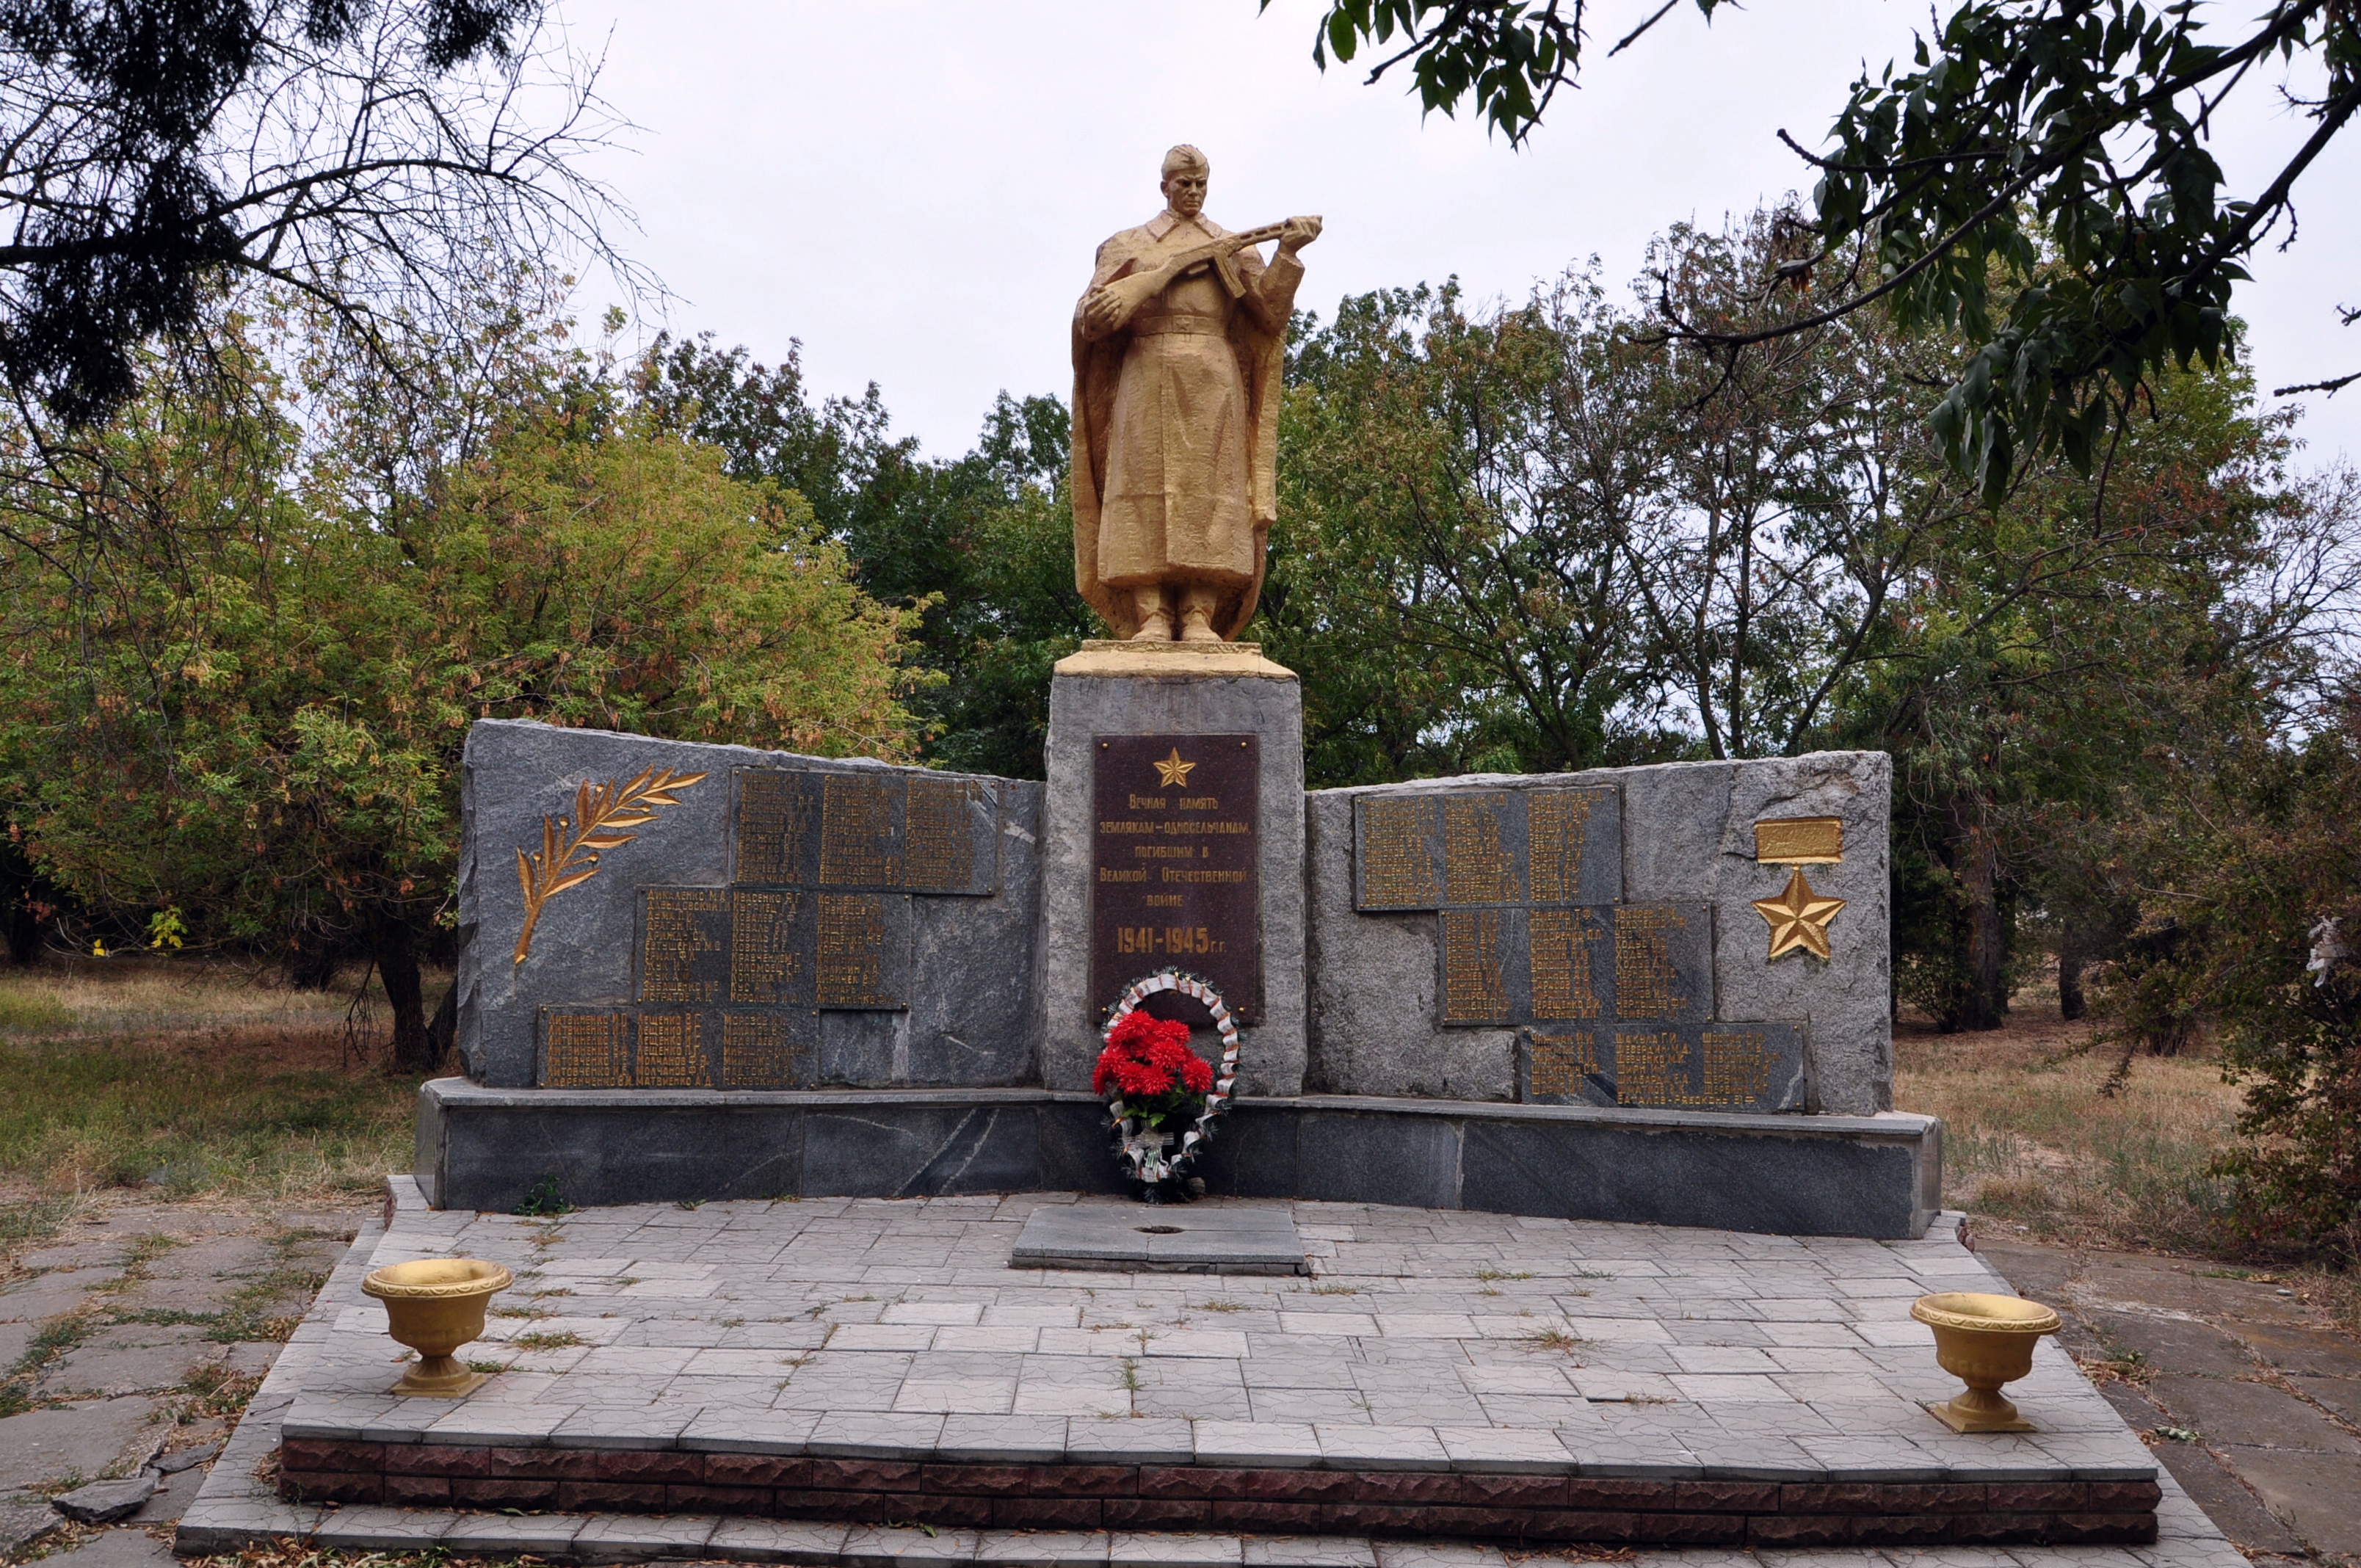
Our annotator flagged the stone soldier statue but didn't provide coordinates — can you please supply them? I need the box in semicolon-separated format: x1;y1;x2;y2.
1071;145;1321;642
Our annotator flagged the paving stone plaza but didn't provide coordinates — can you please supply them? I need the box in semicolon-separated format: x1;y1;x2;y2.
174;1180;2245;1567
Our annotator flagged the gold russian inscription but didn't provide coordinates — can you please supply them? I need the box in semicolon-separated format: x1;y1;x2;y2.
1528;1030;1599;1097
819;776;900;886
641;888;725;1003
905;777;979;890
634;1012;706;1087
736;770;811;883
1528;790;1595;903
721;1012;807;1088
1445;794;1520;904
728;889;802;1004
1441;909;1509;1023
1700;1030;1775;1105
1359;797;1440;907
1614;905;1687;1018
543;1011;625;1087
817;892;894;1006
1614;1029;1692;1106
1529;907;1606;1019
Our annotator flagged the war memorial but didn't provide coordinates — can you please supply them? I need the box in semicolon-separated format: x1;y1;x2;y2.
178;147;2233;1568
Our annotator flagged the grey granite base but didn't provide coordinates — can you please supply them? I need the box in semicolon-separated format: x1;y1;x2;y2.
415;1078;1940;1238
1010;1201;1307;1273
1039;659;1308;1097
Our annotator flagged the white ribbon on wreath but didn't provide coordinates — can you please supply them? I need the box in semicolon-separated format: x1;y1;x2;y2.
1101;968;1242;1187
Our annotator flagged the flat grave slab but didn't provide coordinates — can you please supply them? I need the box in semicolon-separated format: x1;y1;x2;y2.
1011;1201;1308;1274
180;1178;2242;1567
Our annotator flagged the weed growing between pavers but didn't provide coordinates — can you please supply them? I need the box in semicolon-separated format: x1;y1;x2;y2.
0;1216;340;1415
0;1314;95;1415
512;1176;569;1218
176;1362;265;1421
191;1542;485;1568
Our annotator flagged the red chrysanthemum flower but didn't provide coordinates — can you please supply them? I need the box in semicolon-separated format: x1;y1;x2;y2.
1094;1008;1214;1103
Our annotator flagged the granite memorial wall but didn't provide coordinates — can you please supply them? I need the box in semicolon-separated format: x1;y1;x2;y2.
1304;750;1892;1115
455;720;1044;1094
456;719;1888;1112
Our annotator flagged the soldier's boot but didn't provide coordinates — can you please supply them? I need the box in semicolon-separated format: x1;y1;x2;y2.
1178;587;1221;642
1130;586;1172;641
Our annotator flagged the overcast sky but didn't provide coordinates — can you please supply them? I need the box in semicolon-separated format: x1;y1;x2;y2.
556;0;2360;470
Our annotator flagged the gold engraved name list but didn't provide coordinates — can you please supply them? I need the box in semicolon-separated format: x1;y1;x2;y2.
819;777;899;887
1360;797;1442;908
634;1012;706;1087
736;770;813;883
904;777;979;890
1528;790;1595;903
1441;910;1510;1023
728;890;802;1004
1529;907;1605;1019
543;1012;626;1087
642;888;725;1003
1614;905;1687;1019
1528;1030;1600;1096
1445;796;1519;905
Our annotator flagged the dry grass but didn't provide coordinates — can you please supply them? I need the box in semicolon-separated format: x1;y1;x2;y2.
1893;988;2244;1255
0;955;368;1038
0;958;431;1203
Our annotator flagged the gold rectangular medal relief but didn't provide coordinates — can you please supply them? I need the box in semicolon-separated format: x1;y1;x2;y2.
1753;816;1843;864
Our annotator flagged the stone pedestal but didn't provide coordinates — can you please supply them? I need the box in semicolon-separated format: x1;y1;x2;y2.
1037;641;1307;1096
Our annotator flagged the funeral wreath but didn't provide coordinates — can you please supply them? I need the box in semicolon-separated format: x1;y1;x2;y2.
1096;969;1241;1199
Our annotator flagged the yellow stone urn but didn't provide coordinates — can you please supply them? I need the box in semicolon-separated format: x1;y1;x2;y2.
1911;1291;2063;1432
363;1257;515;1397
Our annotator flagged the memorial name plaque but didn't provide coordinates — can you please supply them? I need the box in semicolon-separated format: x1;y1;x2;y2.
1350;783;1811;1112
531;762;1001;1089
1092;734;1259;1022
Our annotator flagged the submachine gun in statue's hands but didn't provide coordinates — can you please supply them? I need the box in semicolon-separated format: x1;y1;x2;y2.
1085;219;1319;333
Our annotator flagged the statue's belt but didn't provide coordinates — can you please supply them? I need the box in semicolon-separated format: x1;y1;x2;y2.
1132;313;1227;337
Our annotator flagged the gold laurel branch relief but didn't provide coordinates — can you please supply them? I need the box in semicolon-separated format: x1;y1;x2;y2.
512;766;709;965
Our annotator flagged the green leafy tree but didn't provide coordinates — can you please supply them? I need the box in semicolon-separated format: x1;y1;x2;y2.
633;337;1095;778
1840;359;2335;1029
1272;278;1678;782
0;300;918;1067
1281;0;2360;501
2072;682;2361;1257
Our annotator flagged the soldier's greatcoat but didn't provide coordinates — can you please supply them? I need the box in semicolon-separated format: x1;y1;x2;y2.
1071;208;1303;640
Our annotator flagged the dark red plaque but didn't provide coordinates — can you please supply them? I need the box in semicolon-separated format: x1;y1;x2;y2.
1091;734;1259;1023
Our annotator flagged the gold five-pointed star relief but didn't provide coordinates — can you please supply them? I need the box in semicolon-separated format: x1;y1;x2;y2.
1153;747;1196;788
1753;866;1846;961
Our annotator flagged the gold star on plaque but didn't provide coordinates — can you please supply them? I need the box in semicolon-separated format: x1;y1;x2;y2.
1752;866;1846;961
1152;747;1196;788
